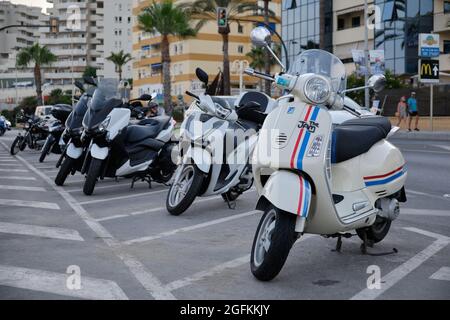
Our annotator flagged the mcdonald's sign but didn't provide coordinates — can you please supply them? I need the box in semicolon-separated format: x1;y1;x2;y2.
419;59;439;84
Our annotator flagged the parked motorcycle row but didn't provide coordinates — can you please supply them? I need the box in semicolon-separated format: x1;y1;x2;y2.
7;27;408;282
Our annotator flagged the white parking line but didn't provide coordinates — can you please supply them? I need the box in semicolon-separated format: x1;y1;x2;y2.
0;159;16;162
1;176;36;181
351;227;450;300
0;141;175;300
0;168;28;172
165;235;315;291
0;222;83;241
66;181;134;193
0;163;24;167
0;265;128;300
0;185;46;192
78;189;168;206
433;145;450;152
96;195;222;222
124;210;259;245
402;208;450;217
430;267;450;281
0;199;60;210
407;189;450;202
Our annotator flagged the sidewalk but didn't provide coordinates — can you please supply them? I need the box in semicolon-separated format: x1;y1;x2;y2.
388;117;450;141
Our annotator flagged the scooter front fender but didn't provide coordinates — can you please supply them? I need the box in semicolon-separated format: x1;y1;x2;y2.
90;143;109;160
257;170;312;218
183;146;211;173
66;143;83;159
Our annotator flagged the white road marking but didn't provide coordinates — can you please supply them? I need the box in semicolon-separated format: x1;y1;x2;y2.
124;210;260;245
0;265;128;300
0;141;175;300
0;163;24;167
0;222;83;241
66;181;132;193
402;208;450;217
165;235;315;291
0;168;28;172
1;176;36;181
0;185;46;192
351;227;450;300
433;145;450;152
407;189;450;202
402;149;450;155
0;159;16;162
96;195;222;222
430;267;450;281
78;189;168;206
0;199;60;210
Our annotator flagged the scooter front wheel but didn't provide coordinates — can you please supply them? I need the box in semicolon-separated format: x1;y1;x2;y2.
166;164;204;216
55;156;76;186
39;138;53;163
83;158;103;196
251;204;298;281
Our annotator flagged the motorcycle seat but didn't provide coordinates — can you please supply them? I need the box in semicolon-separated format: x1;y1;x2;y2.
126;116;170;143
332;116;391;164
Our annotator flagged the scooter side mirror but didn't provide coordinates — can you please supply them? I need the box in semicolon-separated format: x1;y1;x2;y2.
196;68;209;86
250;27;272;48
138;94;153;101
75;80;85;92
368;74;386;93
83;76;97;86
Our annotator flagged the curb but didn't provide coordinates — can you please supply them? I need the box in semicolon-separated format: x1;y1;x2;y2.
391;131;450;141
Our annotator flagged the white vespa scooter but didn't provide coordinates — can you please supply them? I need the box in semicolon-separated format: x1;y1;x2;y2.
247;27;407;281
166;68;277;216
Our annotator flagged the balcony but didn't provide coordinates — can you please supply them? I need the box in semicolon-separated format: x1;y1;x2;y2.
52;49;86;57
44;72;84;80
433;13;450;33
40;36;88;45
51;60;87;68
334;26;369;45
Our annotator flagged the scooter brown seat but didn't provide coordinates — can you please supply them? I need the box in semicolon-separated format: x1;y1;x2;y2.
332;116;391;163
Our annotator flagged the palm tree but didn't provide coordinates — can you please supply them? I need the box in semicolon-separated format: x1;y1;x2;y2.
106;50;132;82
16;43;56;105
138;1;196;114
246;47;265;90
181;0;275;95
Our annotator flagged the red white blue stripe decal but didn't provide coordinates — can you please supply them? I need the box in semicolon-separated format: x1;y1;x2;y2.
364;165;406;187
296;176;311;217
290;106;320;170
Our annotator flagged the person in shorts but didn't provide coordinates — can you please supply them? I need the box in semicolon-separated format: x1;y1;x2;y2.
396;96;408;128
407;92;419;131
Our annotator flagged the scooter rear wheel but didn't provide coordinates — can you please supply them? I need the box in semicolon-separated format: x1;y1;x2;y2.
166;164;204;216
356;217;391;244
10;136;23;155
83;158;102;196
251;204;298;281
39;138;52;163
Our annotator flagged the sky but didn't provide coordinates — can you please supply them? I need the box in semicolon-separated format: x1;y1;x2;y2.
1;0;52;13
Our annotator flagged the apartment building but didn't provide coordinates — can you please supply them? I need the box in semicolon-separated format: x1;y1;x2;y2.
434;0;450;74
132;0;282;100
0;1;45;65
39;0;132;85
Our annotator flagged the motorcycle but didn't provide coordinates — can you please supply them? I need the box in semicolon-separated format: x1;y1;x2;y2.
54;79;96;186
10;112;48;155
39;104;72;163
81;79;177;195
166;68;277;216
246;27;407;281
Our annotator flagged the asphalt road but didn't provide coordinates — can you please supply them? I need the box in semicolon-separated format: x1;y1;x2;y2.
0;132;449;300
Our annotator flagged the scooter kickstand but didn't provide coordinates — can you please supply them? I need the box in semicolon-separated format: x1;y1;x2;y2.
360;230;397;256
333;235;343;253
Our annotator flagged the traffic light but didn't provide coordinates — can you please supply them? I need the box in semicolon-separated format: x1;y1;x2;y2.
49;17;59;34
217;7;227;30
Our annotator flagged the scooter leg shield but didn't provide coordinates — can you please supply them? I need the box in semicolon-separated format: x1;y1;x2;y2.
66;143;83;159
257;170;312;218
183;147;211;173
90;144;109;160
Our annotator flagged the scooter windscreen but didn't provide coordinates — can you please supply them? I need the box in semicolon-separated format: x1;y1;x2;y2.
82;79;121;131
66;94;89;131
289;49;347;94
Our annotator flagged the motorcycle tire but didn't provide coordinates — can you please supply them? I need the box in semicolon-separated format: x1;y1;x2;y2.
83;158;103;196
251;204;298;281
166;164;204;216
356;217;391;244
39;139;53;163
55;156;76;186
0;128;5;136
10;136;23;155
221;189;241;202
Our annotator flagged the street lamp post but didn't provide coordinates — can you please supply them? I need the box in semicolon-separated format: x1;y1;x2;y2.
232;60;250;94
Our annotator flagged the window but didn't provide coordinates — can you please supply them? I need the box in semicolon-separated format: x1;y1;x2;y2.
352;16;361;28
444;40;450;54
238;45;244;54
382;1;395;21
238;25;243;33
283;0;297;10
445;1;450;14
338;18;345;30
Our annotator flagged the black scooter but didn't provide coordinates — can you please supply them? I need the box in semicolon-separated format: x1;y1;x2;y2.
10;113;48;155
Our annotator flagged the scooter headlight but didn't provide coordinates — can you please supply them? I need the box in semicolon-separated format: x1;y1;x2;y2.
304;76;331;105
99;116;111;132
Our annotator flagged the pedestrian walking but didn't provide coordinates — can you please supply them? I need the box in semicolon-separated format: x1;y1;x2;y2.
396;96;408;129
407;92;420;131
